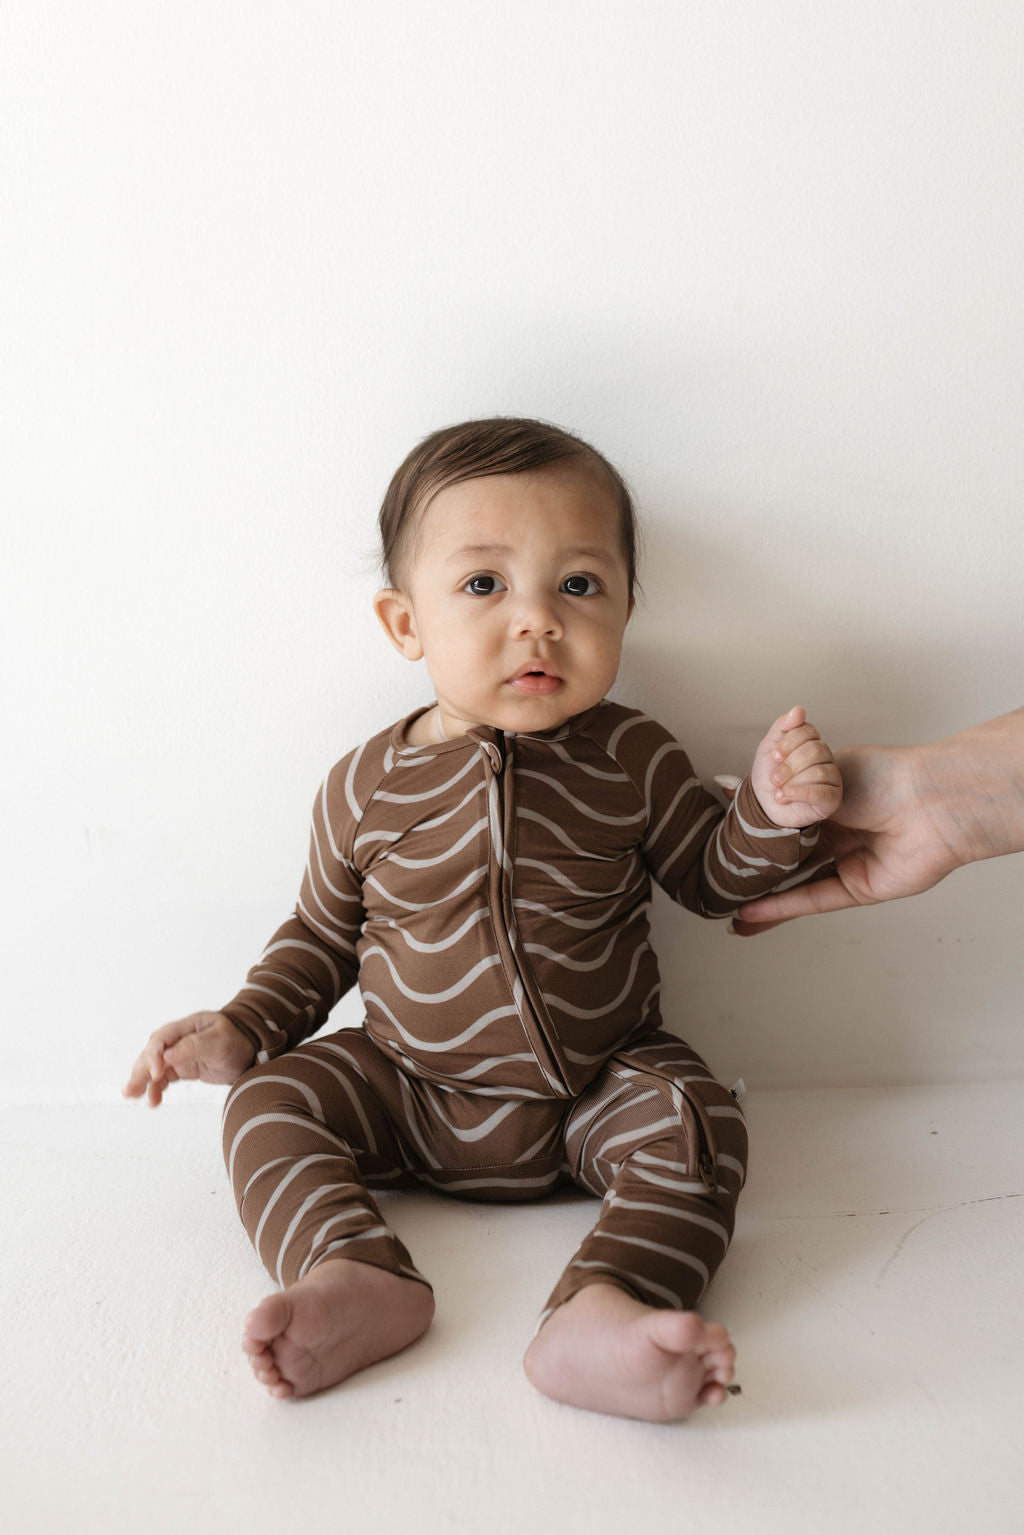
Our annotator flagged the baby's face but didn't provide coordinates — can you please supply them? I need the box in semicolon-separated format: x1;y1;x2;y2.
376;466;633;740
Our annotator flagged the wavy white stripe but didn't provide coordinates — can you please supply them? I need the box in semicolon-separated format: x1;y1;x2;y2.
515;807;613;859
418;1170;562;1193
605;1195;730;1244
515;768;645;826
353;780;485;854
259;937;345;994
274;1178;352;1282
631;1165;716;1196
710;818;799;875
383;816;487;869
342;743;366;822
396;1074;443;1169
303;872;363;935
361;946;501;1004
295;898;360;956
728;788;803;840
577;1089;661;1167
524;915;644;972
238;983;303;1015
416;1089;521;1144
590;1230;710;1286
227;1112;345;1184
298;1207;372;1278
247;967;316;1005
643;769;703;849
365;863;487;912
257;1156;341;1253
707;1104;746;1123
228;1074;325;1120
547;740;629;780
512;893;635;930
640;741;694;820
740;853;831;896
437;1050;537;1081
650;802;720;884
241;1154;291;1204
632;1151;705;1175
515;1123;563;1163
542;941;649;1019
307;1225;393;1268
363;992;520;1052
605;710;649;756
372;753;479;803
310;816;361;902
515;855;641;900
379;904;491;953
696;860;779;907
305;1045;386;1152
570;1258;683;1310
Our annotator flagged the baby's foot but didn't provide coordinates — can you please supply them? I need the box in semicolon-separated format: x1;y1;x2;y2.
242;1257;434;1400
523;1282;735;1422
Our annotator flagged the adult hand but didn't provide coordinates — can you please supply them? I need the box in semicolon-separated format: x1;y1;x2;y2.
734;708;1024;933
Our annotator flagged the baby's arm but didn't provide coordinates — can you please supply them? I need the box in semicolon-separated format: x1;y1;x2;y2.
123;1011;255;1108
748;705;842;827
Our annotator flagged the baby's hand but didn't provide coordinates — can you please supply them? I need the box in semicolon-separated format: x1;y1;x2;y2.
122;1011;255;1108
749;706;843;828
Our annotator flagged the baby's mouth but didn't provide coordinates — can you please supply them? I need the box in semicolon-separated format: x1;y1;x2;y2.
509;666;562;696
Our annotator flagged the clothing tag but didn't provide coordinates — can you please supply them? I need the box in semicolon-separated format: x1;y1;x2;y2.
729;1077;747;1102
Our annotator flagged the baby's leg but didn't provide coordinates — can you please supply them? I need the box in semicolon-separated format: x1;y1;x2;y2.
524;1034;745;1422
223;1033;434;1399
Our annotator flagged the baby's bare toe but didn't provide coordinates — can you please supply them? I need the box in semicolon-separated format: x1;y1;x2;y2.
704;1346;736;1382
698;1322;730;1352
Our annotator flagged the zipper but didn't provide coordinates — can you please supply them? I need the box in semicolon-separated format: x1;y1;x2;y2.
686;1087;720;1192
480;730;572;1096
615;1052;722;1192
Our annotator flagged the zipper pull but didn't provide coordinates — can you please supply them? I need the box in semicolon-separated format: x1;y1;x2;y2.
479;738;504;774
699;1150;717;1192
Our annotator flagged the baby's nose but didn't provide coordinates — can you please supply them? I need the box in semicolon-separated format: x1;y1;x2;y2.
512;595;562;638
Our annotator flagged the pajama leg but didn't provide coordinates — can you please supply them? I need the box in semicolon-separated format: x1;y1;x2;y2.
539;1031;747;1327
222;1030;430;1290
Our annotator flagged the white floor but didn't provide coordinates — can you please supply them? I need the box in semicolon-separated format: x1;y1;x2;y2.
3;1082;1023;1535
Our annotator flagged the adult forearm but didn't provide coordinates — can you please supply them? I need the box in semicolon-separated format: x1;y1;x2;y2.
912;706;1024;867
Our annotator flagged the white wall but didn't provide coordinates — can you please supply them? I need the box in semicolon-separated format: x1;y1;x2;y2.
3;0;1021;1104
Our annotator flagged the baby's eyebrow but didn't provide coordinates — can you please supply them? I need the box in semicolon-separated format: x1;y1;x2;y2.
446;544;514;563
446;543;618;566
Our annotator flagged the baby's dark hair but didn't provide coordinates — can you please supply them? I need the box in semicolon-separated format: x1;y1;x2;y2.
378;417;639;600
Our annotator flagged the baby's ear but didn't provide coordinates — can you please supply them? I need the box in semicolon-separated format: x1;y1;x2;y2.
372;589;423;661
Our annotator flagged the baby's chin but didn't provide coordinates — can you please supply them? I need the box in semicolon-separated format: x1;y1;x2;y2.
433;679;612;740
487;690;607;736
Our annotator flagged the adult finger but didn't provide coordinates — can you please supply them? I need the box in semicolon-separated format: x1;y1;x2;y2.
738;874;863;925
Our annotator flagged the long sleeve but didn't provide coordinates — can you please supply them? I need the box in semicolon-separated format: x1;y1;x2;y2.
221;757;366;1062
606;711;821;918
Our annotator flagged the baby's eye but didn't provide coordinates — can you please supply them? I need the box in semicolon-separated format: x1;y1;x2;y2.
560;574;600;597
463;573;507;596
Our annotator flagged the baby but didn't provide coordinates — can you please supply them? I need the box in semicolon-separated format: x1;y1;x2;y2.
125;417;841;1422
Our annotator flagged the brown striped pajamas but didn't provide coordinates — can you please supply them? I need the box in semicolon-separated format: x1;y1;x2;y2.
221;701;821;1323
